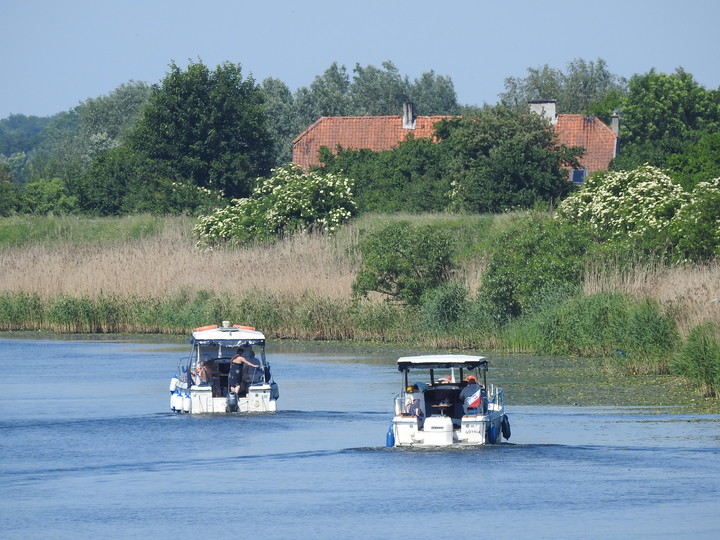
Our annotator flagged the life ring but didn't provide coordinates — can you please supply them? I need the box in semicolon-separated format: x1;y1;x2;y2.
234;324;256;331
194;324;218;332
253;400;260;408
501;414;511;440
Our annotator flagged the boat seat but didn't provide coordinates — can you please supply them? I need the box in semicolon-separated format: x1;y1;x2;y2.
424;386;461;416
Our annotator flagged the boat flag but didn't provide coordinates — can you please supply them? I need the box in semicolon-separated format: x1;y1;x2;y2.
466;388;482;409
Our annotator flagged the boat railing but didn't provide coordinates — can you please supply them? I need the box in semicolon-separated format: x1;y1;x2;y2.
487;385;504;410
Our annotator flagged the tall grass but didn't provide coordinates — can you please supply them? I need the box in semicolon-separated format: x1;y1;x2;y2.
584;260;720;338
672;323;720;397
1;214;718;359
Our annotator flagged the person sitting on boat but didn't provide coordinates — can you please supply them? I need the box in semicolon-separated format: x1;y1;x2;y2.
229;347;258;397
459;375;486;414
194;360;213;385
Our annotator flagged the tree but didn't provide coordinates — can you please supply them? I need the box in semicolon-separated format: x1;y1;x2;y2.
620;68;720;147
612;69;720;170
0;162;20;215
19;177;77;215
318;136;448;213
352;221;454;305
500;64;563;110
500;58;626;114
480;214;592;320
407;71;460;115
0;114;52;157
667;132;720;189
556;165;720;262
261;77;302;166
74;81;151;162
350;61;410;115
75;145;222;216
556;165;687;245
437;105;580;212
129;60;273;199
293;62;353;129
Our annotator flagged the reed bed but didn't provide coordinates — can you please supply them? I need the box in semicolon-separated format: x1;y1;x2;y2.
0;223;358;300
584;261;720;338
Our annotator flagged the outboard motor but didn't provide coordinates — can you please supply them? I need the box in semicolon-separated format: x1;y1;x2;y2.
226;392;239;412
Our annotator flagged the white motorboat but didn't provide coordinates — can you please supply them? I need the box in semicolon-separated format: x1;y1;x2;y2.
386;355;510;447
169;322;278;414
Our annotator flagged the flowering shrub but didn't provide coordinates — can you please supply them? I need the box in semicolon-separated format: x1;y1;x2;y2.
195;165;356;246
556;165;687;241
556;165;720;261
668;179;720;261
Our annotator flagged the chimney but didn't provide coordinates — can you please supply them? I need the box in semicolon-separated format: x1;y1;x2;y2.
528;100;557;125
611;110;620;135
402;102;416;129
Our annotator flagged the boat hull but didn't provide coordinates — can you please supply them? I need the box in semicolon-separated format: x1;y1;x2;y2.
391;410;505;447
170;382;278;414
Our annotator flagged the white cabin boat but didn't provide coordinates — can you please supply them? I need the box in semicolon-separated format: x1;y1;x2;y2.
169;322;278;414
387;355;510;447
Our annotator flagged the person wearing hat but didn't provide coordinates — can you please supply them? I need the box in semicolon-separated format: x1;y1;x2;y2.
459;375;486;414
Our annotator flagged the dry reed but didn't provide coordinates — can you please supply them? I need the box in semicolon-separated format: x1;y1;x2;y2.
0;223;358;300
584;260;720;337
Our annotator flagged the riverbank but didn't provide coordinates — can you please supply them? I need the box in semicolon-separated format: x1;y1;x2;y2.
1;214;718;401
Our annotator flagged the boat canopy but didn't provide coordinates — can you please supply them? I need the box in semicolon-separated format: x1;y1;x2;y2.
190;326;266;347
397;354;487;371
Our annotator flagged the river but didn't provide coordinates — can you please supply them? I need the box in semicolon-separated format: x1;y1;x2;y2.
1;336;718;539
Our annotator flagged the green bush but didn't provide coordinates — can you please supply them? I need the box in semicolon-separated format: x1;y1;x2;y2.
352;221;455;306
420;282;468;331
480;213;592;321
672;323;720;397
519;292;679;358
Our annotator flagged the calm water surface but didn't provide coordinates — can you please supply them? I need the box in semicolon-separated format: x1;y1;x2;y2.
1;336;718;539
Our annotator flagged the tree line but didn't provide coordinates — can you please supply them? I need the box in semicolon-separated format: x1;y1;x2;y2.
1;58;719;218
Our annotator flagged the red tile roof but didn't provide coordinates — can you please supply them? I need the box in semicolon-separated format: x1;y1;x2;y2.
555;114;618;173
292;115;452;170
292;113;618;173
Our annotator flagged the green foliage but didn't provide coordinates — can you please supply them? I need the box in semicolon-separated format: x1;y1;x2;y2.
75;145;223;215
557;165;719;262
129;60;273;199
614;69;720;170
19;177;78;214
318;137;449;213
407;71;460;115
667;132;720;189
352;221;454;305
500;58;627;114
261;77;304;166
480;214;592;320
620;69;720;147
512;292;679;358
0;163;21;216
667;179;720;261
195;165;356;245
0;114;52;156
420;282;468;330
437;106;578;213
350;61;409;115
672;323;720;397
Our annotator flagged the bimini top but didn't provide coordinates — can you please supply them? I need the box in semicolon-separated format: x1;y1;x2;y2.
397;354;487;371
190;324;265;347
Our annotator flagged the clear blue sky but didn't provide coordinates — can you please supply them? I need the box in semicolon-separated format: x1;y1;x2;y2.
2;0;719;119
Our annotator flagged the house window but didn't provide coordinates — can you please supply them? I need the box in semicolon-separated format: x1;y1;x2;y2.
571;169;588;183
